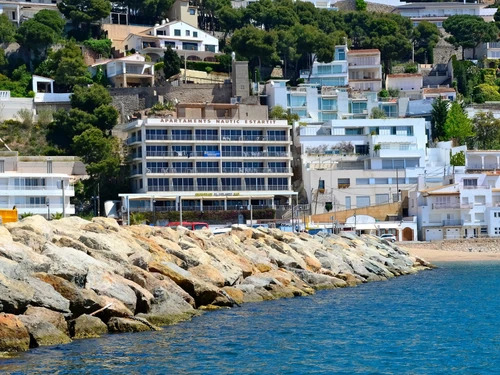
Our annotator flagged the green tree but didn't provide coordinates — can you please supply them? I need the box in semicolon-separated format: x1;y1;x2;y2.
58;0;112;27
70;84;113;113
269;105;299;125
472;84;500;103
370;107;386;119
0;14;16;43
472;111;500;149
230;25;278;71
0;65;32;97
163;46;181;79
355;0;367;11
412;21;440;64
33;10;66;35
16;19;60;57
444;101;474;146
450;150;466;167
431;96;449;141
35;40;91;89
443;15;498;59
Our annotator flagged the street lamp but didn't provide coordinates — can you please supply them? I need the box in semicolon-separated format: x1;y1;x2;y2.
152;198;156;226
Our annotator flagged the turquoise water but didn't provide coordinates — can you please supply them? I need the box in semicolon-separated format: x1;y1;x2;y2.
3;262;500;374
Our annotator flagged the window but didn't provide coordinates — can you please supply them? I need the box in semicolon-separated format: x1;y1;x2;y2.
171;129;192;140
193;31;198;37
186;30;190;36
374;178;388;184
463;178;478;187
245;178;265;190
205;45;216;53
174;29;181;36
195;129;218;140
355;145;369;155
356;178;370;185
189;9;196;15
318;179;325;192
157;30;165;36
47;160;52;174
0;160;4;173
357;196;370;208
338;178;350;188
376;194;390;204
221;178;241;189
345;196;351;209
164;41;175;48
146;145;167;156
268;178;288;190
197;178;217;191
183;42;198;51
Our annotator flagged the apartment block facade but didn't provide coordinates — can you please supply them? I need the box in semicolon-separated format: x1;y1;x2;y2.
122;114;295;213
410;173;500;240
0;152;86;218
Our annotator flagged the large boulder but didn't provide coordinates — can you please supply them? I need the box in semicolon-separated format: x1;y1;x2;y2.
18;315;72;347
0;273;34;314
85;268;138;313
0;313;30;352
24;306;69;335
24;277;71;314
107;317;151;333
69;314;108;339
41;243;110;286
33;273;101;316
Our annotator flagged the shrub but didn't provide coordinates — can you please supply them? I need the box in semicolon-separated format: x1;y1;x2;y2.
83;39;112;58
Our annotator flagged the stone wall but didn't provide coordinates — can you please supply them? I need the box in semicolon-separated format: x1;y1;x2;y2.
109;83;232;122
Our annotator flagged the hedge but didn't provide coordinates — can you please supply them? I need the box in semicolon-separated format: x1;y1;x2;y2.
140;208;276;225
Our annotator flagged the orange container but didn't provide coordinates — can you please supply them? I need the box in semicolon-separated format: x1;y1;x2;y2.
0;209;18;223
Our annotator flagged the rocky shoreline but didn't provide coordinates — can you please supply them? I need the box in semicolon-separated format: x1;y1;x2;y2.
0;216;432;354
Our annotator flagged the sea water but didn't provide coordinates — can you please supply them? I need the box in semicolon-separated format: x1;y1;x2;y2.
2;261;500;375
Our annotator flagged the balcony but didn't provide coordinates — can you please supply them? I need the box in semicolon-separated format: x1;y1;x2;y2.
144;151;290;158
462;185;490;190
0;185;75;193
432;203;461;209
140;135;289;142
146;184;292;192
145;167;290;174
442;219;464;226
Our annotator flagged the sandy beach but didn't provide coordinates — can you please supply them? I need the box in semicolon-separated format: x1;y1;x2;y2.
400;241;500;262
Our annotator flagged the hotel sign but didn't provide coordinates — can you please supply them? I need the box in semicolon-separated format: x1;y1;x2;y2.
195;192;240;197
151;118;285;125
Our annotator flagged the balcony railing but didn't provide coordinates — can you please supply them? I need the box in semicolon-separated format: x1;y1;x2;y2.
462;185;490;189
144;151;290;158
146;184;292;192
432;203;460;209
0;185;75;192
442;219;464;226
141;135;289;142
146;167;289;174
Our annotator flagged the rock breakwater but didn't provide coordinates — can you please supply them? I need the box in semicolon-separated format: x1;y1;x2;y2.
0;216;432;353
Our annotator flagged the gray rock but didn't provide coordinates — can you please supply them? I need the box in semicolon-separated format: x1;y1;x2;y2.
24;277;71;314
69;314;108;339
24;306;69;335
0;313;30;352
85;268;138;313
0;273;34;314
107;317;151;333
18;315;72;347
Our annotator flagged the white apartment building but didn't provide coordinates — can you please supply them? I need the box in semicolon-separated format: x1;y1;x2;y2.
397;1;486;28
122;20;219;63
385;74;423;100
347;49;382;92
300;45;349;87
89;54;155;88
121;114;295;214
410;172;500;240
0;152;86;218
296;118;430;215
266;83;379;122
0;0;59;26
